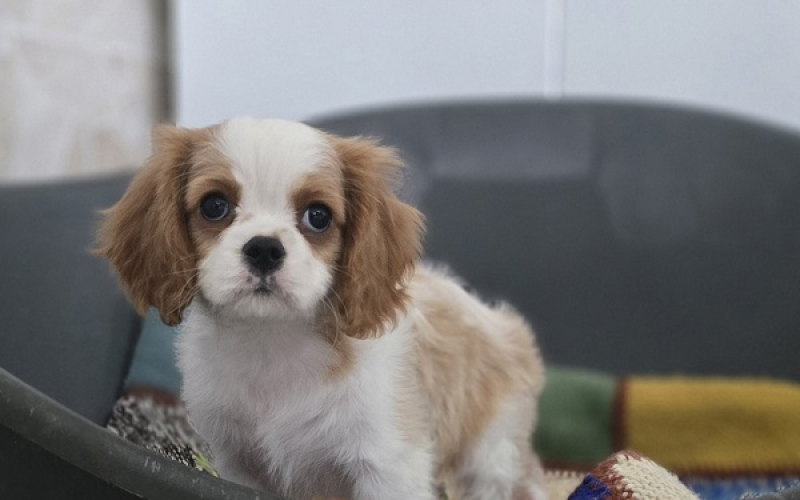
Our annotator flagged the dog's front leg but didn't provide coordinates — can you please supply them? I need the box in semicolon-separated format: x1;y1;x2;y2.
350;450;436;500
212;447;267;492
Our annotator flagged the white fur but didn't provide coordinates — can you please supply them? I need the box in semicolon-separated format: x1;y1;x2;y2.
179;304;434;500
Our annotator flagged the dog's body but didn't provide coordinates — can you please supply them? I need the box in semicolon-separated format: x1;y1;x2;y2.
180;265;545;500
98;118;546;500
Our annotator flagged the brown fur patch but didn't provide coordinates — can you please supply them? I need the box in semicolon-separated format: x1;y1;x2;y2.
316;314;356;381
96;125;215;325
408;268;544;482
291;167;345;265
327;136;425;339
185;144;241;259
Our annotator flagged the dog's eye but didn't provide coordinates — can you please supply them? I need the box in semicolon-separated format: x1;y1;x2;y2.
302;204;332;233
200;193;230;221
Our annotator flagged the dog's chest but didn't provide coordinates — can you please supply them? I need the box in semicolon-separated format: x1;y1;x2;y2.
179;319;408;493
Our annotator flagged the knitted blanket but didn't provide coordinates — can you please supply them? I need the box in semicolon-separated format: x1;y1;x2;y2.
536;368;800;477
568;450;698;500
622;377;800;475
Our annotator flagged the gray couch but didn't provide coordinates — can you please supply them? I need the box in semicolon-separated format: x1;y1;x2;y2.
2;100;799;499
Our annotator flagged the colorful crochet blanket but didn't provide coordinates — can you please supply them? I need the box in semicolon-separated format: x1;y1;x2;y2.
566;451;800;500
535;368;800;477
623;377;800;475
568;450;699;500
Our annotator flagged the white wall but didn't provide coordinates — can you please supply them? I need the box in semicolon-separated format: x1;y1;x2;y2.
0;1;165;182
173;1;552;127
174;0;800;131
562;0;800;130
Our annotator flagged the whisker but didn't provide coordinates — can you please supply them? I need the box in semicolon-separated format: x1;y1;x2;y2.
163;267;200;277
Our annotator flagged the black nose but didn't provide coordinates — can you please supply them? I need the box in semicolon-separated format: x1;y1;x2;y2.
242;236;286;275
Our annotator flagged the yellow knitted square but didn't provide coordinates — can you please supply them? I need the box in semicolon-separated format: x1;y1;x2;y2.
625;377;800;474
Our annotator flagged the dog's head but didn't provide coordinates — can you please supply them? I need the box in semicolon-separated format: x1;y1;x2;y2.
97;118;423;338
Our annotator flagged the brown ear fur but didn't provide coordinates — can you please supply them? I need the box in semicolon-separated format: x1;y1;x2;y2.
96;125;208;326
330;136;425;339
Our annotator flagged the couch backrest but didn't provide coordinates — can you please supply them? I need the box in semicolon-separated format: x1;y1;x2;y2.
313;101;800;380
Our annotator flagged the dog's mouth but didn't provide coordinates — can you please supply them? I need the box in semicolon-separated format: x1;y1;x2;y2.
228;279;287;308
242;275;288;300
247;274;275;293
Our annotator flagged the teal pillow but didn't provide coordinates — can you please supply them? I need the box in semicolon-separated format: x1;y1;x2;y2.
124;308;182;394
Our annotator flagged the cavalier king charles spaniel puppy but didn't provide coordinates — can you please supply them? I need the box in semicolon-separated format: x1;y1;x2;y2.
98;118;547;500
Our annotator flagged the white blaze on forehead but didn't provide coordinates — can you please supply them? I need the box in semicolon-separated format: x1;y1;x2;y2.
214;117;331;214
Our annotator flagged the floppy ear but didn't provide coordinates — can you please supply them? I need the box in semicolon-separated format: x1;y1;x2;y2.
330;136;425;339
96;125;207;326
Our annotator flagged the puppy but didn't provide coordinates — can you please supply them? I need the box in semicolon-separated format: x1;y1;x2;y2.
98;118;547;500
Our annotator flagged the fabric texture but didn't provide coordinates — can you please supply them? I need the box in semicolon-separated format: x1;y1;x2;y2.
745;485;800;499
535;367;617;467
567;450;699;500
687;477;800;500
534;368;800;478
623;377;800;475
107;394;216;476
124;308;182;394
